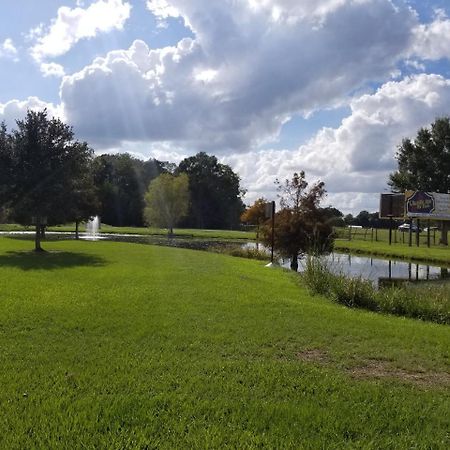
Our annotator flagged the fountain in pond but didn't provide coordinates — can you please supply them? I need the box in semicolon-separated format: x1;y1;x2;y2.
84;216;101;240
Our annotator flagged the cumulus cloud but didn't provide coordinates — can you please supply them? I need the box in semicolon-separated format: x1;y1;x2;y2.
222;74;450;212
30;0;131;63
0;97;63;130
411;14;450;60
40;62;66;78
146;0;182;20
0;38;18;61
61;0;417;151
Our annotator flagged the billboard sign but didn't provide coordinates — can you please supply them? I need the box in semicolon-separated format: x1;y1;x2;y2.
379;193;405;219
405;191;450;220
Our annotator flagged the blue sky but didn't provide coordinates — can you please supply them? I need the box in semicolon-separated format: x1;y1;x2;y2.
1;0;450;213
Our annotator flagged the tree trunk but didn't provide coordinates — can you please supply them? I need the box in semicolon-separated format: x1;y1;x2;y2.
256;223;259;250
439;220;449;246
40;225;46;239
290;253;298;271
75;220;79;239
168;225;174;237
34;217;44;252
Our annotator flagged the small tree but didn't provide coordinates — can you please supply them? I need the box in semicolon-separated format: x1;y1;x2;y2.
262;172;333;270
4;110;95;251
389;117;450;245
144;173;190;235
241;198;268;245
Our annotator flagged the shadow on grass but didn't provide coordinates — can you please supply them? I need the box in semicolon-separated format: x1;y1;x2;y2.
0;251;107;271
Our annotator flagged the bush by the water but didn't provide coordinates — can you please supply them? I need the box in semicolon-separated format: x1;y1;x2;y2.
302;257;450;324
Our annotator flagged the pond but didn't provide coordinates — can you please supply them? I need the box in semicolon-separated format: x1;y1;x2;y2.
292;253;449;287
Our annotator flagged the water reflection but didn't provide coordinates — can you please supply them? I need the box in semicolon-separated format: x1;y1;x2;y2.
292;253;448;287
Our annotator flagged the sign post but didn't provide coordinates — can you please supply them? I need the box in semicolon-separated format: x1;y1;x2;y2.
264;201;276;265
379;193;405;245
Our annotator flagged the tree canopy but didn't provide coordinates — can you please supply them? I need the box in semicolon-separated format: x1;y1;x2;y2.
177;152;245;229
92;154;168;227
389;117;450;244
262;172;333;270
144;173;190;235
1;110;96;250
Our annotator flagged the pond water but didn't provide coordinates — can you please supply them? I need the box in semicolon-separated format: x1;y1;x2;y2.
1;231;449;286
242;242;449;286
292;253;449;287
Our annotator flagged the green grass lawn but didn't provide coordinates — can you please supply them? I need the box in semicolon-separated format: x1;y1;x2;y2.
0;237;449;448
0;223;256;240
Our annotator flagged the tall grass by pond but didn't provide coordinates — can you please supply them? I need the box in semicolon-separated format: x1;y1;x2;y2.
302;257;450;325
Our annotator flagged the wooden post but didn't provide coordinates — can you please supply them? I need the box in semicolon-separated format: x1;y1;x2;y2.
408;218;413;247
416;219;420;247
389;217;393;245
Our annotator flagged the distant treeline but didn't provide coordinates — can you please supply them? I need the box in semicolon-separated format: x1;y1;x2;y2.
91;151;245;229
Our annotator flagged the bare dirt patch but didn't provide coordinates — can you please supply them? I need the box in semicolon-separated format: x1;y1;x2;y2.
295;351;450;387
296;349;329;363
349;360;450;387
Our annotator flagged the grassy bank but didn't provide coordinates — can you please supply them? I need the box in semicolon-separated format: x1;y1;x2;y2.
302;257;450;324
0;237;449;448
0;223;256;240
335;239;450;265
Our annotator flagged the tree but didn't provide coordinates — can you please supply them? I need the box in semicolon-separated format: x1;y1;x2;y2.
144;173;190;235
389;117;450;245
92;154;168;226
0;122;13;208
320;206;345;227
262;172;334;270
4;110;94;251
65;168;100;239
241;198;268;245
177;152;245;229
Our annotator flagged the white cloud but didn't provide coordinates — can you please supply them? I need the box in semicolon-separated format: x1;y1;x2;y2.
0;38;18;61
0;97;63;130
222;74;450;213
146;0;181;20
40;62;66;78
30;0;131;63
61;0;417;152
411;15;450;60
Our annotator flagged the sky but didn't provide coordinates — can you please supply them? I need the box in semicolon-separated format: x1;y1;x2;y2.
1;0;450;214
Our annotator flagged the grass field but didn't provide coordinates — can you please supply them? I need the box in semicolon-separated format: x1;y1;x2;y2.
335;226;443;247
0;223;256;241
0;237;449;448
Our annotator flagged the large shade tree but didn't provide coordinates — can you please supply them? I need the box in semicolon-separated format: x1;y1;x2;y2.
144;173;190;235
177;152;245;229
262;172;334;270
389;117;450;245
3;110;95;251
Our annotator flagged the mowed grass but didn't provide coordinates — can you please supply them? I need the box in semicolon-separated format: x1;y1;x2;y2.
335;239;450;265
0;223;256;240
0;237;449;449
